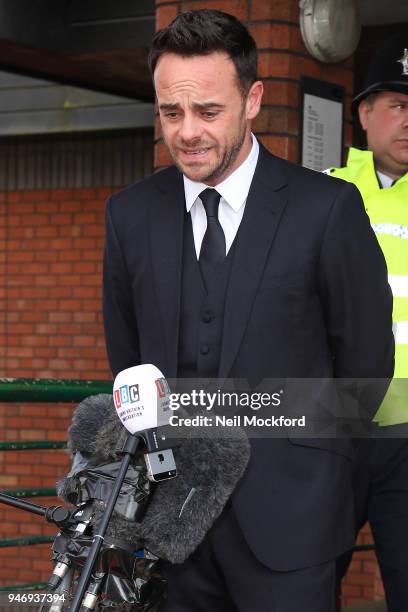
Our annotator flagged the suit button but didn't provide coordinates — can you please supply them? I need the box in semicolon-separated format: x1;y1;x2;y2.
200;345;210;355
202;312;212;323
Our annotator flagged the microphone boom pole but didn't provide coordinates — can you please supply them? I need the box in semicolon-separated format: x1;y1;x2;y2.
0;492;47;516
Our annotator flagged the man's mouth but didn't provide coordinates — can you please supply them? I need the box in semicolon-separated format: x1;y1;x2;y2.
180;148;211;156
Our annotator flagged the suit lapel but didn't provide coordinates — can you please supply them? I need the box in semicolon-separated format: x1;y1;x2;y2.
149;167;185;377
219;147;289;378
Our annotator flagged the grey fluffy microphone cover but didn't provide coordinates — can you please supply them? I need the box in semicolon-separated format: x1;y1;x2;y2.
59;394;250;564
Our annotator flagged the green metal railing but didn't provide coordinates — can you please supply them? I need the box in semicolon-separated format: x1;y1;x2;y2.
0;378;112;590
0;582;48;591
0;536;54;548
0;488;60;498
353;543;376;552
0;378;112;403
0;441;66;451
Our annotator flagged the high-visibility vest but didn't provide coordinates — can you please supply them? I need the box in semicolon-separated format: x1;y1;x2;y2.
329;147;408;426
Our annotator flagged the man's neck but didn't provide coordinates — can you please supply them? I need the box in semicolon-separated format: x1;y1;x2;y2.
373;158;407;183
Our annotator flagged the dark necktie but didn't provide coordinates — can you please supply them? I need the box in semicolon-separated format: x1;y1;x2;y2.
198;189;226;288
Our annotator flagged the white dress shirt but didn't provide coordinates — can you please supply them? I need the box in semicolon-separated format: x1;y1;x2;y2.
376;170;394;189
183;135;259;258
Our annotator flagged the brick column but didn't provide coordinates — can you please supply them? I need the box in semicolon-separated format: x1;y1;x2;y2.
154;0;354;169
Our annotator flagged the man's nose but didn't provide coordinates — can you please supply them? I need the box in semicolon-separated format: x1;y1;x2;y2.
178;115;202;142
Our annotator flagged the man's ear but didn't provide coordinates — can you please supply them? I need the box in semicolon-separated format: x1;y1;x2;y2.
246;80;263;120
358;99;370;132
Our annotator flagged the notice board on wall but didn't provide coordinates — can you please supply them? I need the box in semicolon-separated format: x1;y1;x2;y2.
300;77;345;172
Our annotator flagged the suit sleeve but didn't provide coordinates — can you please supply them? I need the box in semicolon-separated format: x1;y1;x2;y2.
103;196;141;378
317;181;394;418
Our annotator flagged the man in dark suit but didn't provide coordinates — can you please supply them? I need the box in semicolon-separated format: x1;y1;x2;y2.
103;10;394;612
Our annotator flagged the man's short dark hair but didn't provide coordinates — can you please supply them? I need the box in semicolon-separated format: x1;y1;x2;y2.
148;9;258;97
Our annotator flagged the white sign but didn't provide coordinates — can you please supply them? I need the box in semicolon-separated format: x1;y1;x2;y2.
302;93;342;172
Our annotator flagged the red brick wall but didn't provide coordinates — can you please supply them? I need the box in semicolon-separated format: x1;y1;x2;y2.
1;187;112;380
0;447;71;584
0;186;115;586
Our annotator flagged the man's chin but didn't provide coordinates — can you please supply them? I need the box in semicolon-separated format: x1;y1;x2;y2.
176;160;215;183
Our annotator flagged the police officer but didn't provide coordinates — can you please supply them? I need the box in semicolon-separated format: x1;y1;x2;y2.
328;34;408;611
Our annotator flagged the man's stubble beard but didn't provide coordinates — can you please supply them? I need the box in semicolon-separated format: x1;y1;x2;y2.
202;121;246;184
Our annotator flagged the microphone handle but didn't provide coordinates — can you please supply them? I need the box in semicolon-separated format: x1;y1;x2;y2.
68;433;141;612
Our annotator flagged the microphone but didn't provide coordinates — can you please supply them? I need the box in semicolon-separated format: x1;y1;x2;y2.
59;365;251;564
66;364;173;611
113;364;171;434
113;364;178;481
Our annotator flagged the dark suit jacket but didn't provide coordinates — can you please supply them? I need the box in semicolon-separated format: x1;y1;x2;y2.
103;145;394;571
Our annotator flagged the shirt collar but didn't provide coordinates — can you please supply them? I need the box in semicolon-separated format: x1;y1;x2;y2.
183;135;259;212
376;170;395;189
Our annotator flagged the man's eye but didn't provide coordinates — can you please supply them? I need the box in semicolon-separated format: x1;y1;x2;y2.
165;112;179;119
202;111;218;119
